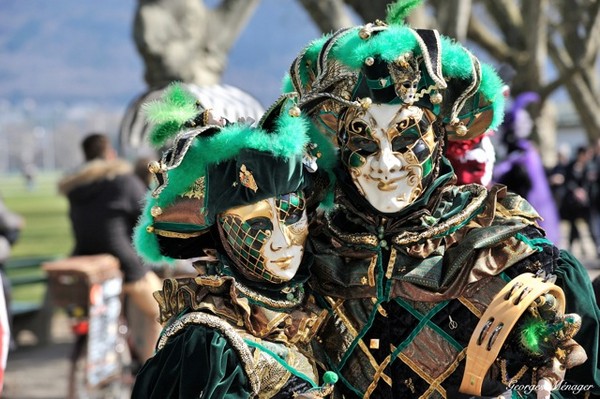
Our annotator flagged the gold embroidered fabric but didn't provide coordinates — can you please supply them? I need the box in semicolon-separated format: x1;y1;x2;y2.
155;273;329;398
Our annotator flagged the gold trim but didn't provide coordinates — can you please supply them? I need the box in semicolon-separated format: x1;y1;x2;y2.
325;211;379;246
385;247;397;279
367;256;377;287
154;228;205;239
458;296;483;318
325;297;391;386
396;350;434;385
364;355;393;398
392;184;487;246
233;280;304;309
419;349;466;398
158;312;260;396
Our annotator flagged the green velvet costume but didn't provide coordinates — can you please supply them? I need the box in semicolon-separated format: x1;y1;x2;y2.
130;86;335;399
131;262;326;399
308;167;600;398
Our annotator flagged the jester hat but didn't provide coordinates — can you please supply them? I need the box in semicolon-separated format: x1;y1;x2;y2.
134;83;311;263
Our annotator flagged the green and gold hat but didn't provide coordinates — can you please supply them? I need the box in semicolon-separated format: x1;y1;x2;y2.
285;4;505;142
282;0;505;209
134;83;312;263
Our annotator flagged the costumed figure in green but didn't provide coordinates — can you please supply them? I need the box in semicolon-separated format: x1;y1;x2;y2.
283;1;599;398
131;84;336;398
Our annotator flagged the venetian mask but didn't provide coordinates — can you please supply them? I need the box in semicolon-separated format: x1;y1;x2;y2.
218;191;308;283
340;103;438;213
389;56;421;105
446;135;496;186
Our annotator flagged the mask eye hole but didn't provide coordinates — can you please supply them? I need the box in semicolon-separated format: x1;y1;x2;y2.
284;210;303;225
277;192;306;222
246;217;273;232
391;132;418;152
350;136;378;154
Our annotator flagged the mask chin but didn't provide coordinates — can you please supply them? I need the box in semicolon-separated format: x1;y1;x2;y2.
351;162;423;214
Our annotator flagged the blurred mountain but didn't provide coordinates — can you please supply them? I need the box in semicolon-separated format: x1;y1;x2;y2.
0;0;320;110
0;0;144;107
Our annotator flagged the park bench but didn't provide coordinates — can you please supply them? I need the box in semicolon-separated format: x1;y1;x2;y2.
6;256;56;346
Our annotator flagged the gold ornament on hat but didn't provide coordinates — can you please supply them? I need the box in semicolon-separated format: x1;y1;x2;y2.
359;24;373;39
388;54;421;105
430;91;443;104
288;106;301;117
183;176;206;200
148;160;164;174
239;164;258;192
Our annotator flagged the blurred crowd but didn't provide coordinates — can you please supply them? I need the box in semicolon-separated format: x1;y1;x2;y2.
547;139;600;258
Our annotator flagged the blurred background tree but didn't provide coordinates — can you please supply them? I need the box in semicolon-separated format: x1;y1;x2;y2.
131;0;600;163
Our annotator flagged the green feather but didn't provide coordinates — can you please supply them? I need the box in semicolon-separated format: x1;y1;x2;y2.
386;0;424;25
520;318;549;355
142;82;199;147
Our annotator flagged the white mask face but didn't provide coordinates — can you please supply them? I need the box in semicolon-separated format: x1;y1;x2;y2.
340;104;438;213
219;192;308;283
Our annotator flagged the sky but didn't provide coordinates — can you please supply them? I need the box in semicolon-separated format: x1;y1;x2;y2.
0;0;323;110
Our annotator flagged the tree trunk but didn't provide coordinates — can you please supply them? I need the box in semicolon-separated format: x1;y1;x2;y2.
134;0;259;88
297;0;354;33
434;0;472;42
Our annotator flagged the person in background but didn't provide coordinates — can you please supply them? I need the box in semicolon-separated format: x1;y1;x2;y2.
445;133;496;187
0;194;24;392
58;133;162;363
494;92;562;245
561;146;598;257
588;138;600;257
547;144;571;219
445;75;511;188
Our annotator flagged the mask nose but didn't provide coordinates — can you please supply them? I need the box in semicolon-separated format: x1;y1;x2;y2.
371;147;402;178
269;221;291;251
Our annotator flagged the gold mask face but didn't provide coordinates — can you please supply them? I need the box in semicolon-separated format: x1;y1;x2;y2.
218;191;308;283
340;104;438;213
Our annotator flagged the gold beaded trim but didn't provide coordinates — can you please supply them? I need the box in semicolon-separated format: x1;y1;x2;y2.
325;211;379;247
153;228;205;239
499;358;528;386
233;280;305;309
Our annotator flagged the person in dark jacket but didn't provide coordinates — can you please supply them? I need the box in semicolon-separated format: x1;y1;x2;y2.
58;133;162;363
561;146;598;256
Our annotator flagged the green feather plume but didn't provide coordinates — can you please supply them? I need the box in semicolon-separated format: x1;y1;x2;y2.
386;0;424;25
520;318;548;355
142;82;199;147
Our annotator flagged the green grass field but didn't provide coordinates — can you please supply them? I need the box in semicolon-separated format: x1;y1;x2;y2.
1;172;73;258
1;172;73;302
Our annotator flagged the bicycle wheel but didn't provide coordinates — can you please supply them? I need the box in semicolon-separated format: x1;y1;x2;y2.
68;322;133;399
